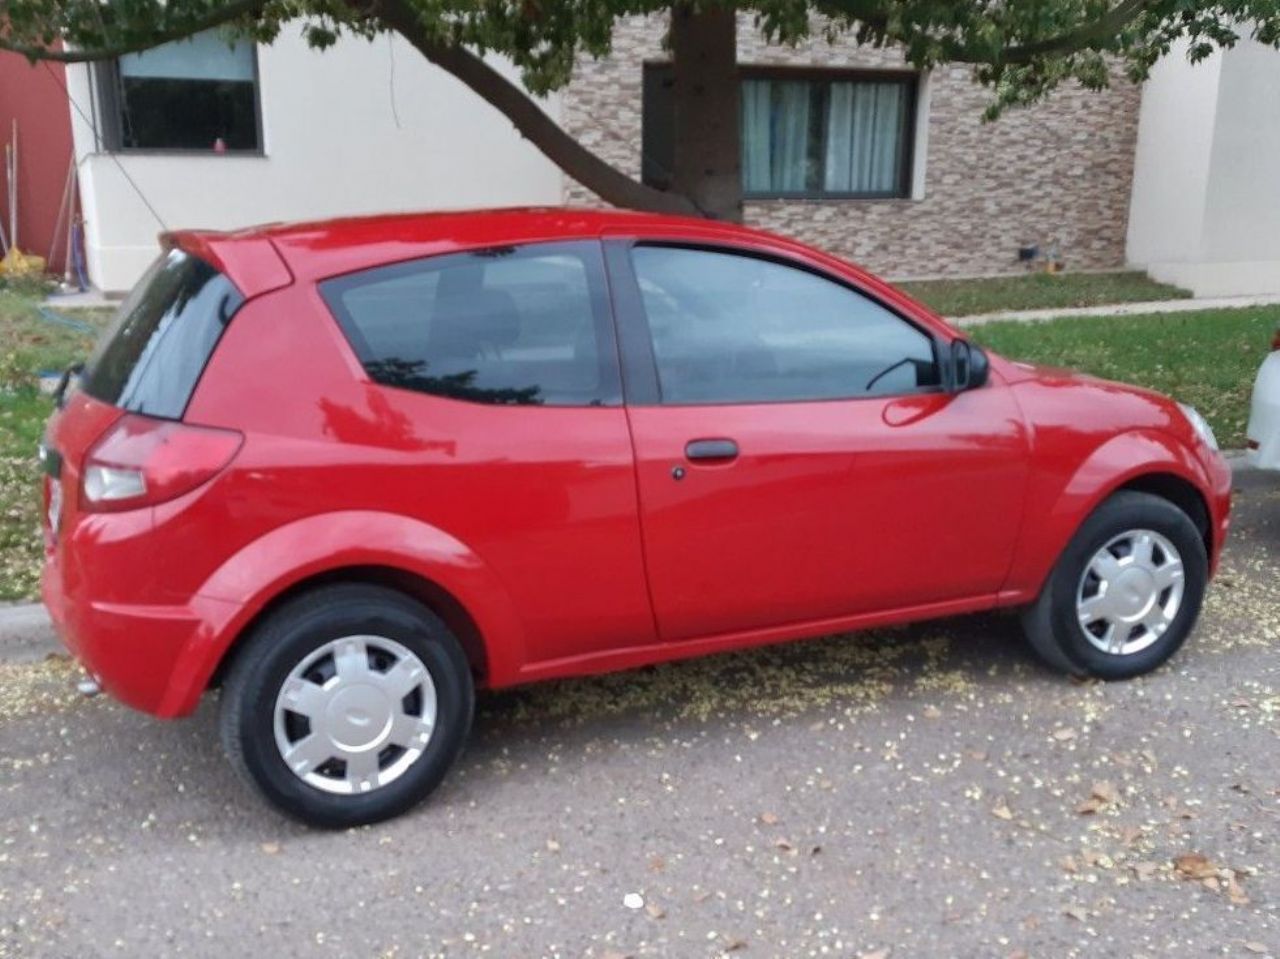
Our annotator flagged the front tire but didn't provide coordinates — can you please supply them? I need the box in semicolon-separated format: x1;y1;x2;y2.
219;584;474;828
1020;491;1208;680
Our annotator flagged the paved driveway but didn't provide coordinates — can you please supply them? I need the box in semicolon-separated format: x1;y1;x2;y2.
2;472;1278;958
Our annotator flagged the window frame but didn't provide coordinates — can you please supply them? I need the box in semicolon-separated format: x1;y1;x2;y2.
602;238;945;408
93;43;266;157
641;63;919;201
319;239;626;409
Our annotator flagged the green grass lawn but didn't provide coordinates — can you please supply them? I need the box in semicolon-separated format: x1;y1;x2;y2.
0;283;113;600
971;306;1276;450
900;270;1191;317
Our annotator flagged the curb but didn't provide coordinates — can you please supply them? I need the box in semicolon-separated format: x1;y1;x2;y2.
0;603;59;664
952;293;1280;327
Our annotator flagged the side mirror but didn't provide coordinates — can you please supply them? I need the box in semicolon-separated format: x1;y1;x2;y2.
947;339;989;393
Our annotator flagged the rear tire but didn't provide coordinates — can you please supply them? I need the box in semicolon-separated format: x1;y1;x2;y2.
219;583;474;828
1020;491;1207;680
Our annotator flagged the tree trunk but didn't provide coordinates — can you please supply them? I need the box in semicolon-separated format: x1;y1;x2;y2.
376;0;701;217
669;4;742;221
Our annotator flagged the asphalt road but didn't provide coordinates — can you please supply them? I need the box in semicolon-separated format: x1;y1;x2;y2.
2;472;1278;959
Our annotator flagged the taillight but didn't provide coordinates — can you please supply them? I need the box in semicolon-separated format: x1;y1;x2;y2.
80;414;243;512
1271;327;1280;351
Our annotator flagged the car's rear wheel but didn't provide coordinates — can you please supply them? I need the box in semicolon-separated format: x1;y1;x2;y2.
1020;491;1208;679
219;583;473;827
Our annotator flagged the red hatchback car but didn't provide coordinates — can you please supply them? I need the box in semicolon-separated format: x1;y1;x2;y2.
41;208;1231;826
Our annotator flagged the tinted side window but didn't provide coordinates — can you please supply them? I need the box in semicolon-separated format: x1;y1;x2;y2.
630;246;939;404
81;248;243;418
321;242;620;407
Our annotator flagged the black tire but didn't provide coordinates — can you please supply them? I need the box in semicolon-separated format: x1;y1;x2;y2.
1020;490;1208;680
219;583;474;828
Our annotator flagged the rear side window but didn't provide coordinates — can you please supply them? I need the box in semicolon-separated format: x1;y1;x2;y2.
81;248;243;418
320;241;621;407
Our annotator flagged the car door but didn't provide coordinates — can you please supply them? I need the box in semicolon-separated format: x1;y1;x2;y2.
606;240;1031;643
318;239;657;668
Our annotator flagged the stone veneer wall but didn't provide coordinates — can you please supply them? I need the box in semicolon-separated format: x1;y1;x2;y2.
561;14;1142;278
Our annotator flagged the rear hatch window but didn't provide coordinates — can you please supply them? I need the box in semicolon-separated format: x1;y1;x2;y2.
80;248;244;419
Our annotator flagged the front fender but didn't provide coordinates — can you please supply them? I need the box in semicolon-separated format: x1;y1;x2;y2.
157;510;526;715
1000;429;1212;602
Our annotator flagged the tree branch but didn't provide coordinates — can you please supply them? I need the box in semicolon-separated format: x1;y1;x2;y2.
962;0;1149;63
0;0;268;63
375;0;701;216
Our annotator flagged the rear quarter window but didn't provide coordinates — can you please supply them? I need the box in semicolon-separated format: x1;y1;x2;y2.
320;241;621;407
81;248;244;419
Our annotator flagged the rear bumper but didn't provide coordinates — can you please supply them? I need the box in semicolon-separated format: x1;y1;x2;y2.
42;548;241;718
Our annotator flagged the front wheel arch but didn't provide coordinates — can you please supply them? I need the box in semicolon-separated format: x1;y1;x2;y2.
1020;489;1209;678
1006;429;1217;603
1116;471;1212;561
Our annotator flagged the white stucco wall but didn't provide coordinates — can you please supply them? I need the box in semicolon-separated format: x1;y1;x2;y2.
66;25;564;292
1127;37;1280;296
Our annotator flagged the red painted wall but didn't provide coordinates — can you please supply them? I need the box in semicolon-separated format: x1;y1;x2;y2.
0;52;76;275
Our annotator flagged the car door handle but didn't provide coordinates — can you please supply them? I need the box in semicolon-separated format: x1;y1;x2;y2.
685;438;739;462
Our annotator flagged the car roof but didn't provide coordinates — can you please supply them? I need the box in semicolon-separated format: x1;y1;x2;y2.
170;206;788;286
165;206;949;342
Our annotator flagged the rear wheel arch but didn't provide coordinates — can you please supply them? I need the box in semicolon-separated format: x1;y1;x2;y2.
210;565;490;692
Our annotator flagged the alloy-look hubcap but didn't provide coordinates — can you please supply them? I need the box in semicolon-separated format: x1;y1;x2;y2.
1076;529;1185;656
273;635;437;795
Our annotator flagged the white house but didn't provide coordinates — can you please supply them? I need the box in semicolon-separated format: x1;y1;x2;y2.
1126;37;1280;297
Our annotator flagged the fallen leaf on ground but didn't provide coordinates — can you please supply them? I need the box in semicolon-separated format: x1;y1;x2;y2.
645;903;666;919
1082;849;1113;869
1227;876;1250;905
1243;942;1268;954
860;950;890;959
1052;728;1077;742
1174;853;1218;880
1091;781;1118;804
723;936;748;951
1132;861;1159;880
758;812;779;826
1076;798;1104;816
545;838;561;853
260;842;281;855
1063;905;1088;922
992;801;1014;821
922;705;942;719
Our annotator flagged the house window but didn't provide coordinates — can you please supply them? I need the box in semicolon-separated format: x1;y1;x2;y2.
642;65;917;199
98;30;262;152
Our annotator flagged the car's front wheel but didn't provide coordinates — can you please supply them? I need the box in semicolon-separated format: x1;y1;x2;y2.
219;583;474;828
1020;490;1208;679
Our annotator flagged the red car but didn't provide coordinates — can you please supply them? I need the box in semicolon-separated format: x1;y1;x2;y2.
41;208;1231;826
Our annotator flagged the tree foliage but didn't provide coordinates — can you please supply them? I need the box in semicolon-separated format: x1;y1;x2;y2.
4;0;1278;215
6;1;1279;113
